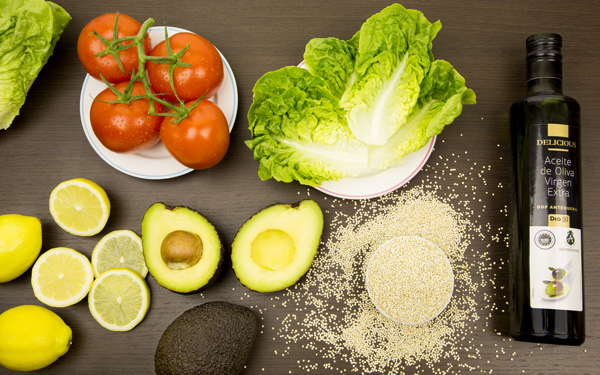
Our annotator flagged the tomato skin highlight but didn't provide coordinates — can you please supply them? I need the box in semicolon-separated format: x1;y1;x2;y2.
90;81;165;154
78;13;151;84
160;100;230;169
147;33;224;102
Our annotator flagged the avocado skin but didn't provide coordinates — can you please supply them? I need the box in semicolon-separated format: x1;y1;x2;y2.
154;301;257;375
142;202;224;295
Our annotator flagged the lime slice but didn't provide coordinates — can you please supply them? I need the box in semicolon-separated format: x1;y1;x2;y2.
88;268;150;331
49;178;110;236
92;230;148;278
31;247;95;307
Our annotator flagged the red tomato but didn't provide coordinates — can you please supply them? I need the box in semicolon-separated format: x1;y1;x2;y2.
78;13;151;84
147;33;224;102
160;100;230;169
90;81;165;154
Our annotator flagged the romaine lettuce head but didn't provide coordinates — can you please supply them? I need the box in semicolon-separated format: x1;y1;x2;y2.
246;66;369;187
0;0;70;130
247;4;475;187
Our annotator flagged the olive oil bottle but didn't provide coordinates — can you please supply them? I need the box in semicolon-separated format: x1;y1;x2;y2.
509;33;584;345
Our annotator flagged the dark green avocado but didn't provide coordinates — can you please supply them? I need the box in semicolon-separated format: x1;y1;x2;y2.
141;203;224;294
155;301;257;375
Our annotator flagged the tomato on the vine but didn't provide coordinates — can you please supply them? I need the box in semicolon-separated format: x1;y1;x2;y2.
78;13;151;84
160;100;230;169
147;33;224;103
90;81;165;154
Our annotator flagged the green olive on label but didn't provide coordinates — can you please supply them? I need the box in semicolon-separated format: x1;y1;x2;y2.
545;280;565;296
551;268;567;280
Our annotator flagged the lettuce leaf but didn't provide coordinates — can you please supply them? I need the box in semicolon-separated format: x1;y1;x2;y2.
368;60;476;170
305;4;441;146
246;67;369;187
0;0;71;130
247;4;475;187
303;37;356;99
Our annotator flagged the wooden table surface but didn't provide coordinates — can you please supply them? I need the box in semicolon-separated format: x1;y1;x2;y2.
1;1;599;374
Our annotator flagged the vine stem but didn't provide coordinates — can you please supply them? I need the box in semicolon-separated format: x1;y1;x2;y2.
93;14;203;123
134;19;189;119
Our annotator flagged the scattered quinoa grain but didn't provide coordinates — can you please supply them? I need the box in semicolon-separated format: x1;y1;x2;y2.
276;185;480;373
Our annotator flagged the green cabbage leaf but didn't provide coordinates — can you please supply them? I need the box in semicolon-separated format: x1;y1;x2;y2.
0;0;71;130
247;4;475;187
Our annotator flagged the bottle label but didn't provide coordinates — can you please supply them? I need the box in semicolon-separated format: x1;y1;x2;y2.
529;123;583;311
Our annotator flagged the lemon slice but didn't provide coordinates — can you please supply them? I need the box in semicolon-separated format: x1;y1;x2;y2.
31;247;95;307
49;178;110;236
88;268;150;331
92;230;148;278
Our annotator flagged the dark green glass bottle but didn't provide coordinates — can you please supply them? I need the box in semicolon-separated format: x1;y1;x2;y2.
509;33;585;345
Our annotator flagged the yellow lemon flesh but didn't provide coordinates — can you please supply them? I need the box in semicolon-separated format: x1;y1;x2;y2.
0;305;72;372
32;247;95;308
0;214;42;283
88;268;150;332
92;230;148;278
49;178;110;236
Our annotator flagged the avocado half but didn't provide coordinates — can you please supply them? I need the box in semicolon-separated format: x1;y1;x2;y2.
231;200;323;292
155;301;257;375
142;203;223;294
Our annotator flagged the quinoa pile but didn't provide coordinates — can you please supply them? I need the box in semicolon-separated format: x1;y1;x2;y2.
279;186;478;373
366;236;454;325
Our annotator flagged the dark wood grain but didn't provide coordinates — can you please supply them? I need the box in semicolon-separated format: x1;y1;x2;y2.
1;1;599;374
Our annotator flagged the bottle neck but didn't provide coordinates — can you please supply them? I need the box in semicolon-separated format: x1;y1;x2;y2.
526;60;562;94
527;77;562;94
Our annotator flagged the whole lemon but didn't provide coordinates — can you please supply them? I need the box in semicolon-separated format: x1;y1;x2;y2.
0;214;42;283
0;305;72;372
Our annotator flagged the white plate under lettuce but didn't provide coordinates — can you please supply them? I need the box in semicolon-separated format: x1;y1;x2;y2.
315;137;435;199
80;26;238;180
297;61;435;199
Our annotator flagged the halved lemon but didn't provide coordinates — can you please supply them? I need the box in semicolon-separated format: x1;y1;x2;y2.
49;178;110;236
91;230;148;278
31;247;95;307
88;268;150;332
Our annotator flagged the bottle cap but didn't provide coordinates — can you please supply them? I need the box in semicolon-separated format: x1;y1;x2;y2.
526;33;562;80
526;33;562;63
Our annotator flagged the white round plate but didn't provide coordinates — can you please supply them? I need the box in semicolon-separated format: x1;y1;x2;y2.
80;26;238;180
366;236;454;324
297;61;435;200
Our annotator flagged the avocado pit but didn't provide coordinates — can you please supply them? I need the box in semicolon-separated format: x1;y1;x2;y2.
160;230;203;270
251;229;295;271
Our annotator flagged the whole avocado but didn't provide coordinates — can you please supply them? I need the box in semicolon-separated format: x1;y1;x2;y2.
155;301;257;375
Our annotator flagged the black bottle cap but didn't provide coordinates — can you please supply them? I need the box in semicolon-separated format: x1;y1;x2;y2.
526;33;562;80
526;33;562;63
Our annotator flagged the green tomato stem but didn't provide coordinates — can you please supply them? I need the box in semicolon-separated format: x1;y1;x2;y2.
93;15;196;122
